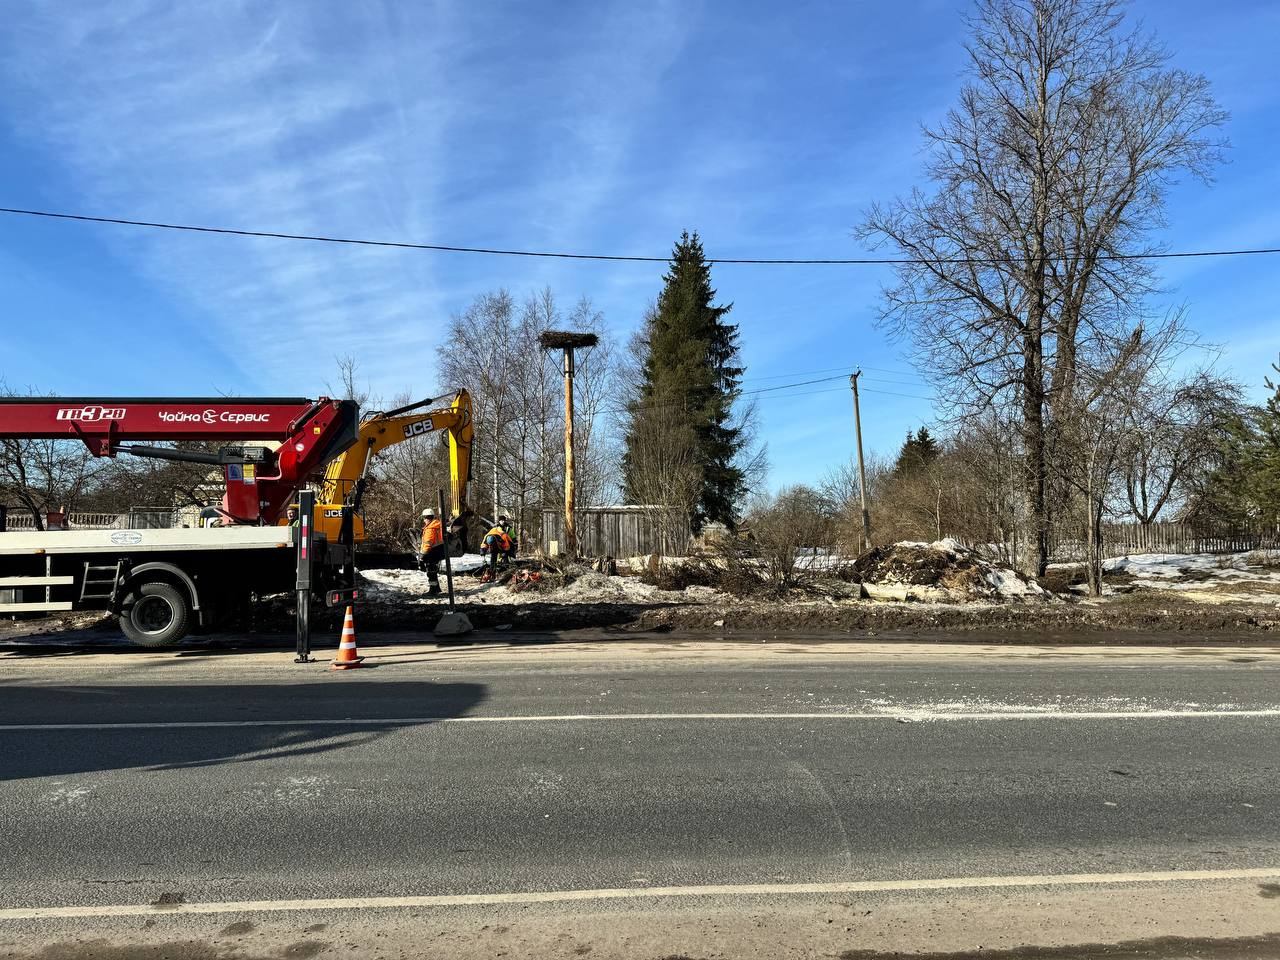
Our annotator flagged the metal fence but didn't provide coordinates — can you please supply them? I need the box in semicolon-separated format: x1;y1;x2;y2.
0;507;176;531
541;506;692;558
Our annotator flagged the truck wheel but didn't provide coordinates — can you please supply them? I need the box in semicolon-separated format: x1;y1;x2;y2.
120;582;191;647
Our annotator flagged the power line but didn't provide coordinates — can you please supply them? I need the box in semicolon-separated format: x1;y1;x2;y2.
860;364;929;378
611;371;934;417
744;373;853;394
741;366;925;386
754;385;935;401
3;206;1278;265
861;386;935;401
738;364;862;382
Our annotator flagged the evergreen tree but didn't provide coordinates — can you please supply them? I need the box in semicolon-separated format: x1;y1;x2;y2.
623;231;745;531
893;427;941;476
1196;357;1280;524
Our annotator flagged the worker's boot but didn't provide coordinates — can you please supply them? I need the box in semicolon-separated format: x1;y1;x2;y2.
427;581;442;597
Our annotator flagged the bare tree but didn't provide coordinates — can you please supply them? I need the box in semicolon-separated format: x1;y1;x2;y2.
745;485;835;591
0;436;102;527
327;353;374;411
439;289;520;523
622;398;702;553
1055;316;1190;593
861;0;1227;576
439;287;620;551
819;453;893;551
0;384;104;527
1121;371;1243;525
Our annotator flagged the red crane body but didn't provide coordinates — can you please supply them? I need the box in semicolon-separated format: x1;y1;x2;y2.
0;396;359;525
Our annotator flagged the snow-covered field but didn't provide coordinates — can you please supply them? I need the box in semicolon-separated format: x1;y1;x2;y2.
1101;551;1280;603
1039;550;1280;603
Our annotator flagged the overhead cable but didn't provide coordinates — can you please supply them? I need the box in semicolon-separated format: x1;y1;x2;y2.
2;207;1277;265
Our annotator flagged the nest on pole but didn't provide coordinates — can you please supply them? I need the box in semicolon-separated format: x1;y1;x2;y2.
538;330;599;351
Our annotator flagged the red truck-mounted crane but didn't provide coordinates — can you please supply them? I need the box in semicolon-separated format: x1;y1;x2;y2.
0;396;360;648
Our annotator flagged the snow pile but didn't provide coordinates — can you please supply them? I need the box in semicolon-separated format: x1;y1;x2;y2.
358;555;487;603
547;569;664;603
358;561;703;608
855;539;1048;602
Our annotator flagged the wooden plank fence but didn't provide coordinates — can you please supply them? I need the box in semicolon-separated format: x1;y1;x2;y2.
1049;521;1280;561
541;506;691;558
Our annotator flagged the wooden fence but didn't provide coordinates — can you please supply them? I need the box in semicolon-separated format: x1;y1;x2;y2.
1048;521;1280;561
540;506;691;558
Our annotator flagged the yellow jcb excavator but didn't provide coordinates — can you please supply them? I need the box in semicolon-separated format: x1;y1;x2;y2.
308;390;473;543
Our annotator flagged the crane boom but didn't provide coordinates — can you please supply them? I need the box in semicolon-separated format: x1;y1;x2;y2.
0;396;359;525
0;397;316;454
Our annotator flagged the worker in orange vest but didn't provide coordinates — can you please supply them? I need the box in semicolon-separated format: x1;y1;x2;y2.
480;516;515;581
418;507;446;596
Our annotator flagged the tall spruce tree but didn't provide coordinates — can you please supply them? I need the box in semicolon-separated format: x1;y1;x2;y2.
623;231;745;531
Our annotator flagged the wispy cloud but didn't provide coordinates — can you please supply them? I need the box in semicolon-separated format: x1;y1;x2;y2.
1;0;1269;489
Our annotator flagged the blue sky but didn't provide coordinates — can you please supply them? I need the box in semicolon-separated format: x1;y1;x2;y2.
0;0;1277;491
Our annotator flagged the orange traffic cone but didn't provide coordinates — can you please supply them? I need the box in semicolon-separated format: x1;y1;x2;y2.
331;606;364;670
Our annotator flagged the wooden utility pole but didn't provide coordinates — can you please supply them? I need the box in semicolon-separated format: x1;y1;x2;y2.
562;347;577;555
539;330;599;558
850;371;871;552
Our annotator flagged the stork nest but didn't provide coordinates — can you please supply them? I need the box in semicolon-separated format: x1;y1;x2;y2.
539;330;599;350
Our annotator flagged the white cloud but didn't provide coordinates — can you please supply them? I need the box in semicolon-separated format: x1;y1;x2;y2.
0;0;711;397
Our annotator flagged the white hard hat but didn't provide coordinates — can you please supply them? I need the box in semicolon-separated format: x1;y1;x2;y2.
422;508;436;518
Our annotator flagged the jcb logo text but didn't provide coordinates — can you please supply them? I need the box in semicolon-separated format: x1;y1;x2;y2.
403;421;436;438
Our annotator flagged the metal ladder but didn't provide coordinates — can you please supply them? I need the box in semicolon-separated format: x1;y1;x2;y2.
80;561;123;603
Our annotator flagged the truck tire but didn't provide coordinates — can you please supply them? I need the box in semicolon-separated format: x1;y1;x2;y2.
120;582;191;647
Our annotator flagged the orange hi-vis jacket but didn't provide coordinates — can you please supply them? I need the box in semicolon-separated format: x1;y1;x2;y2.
484;526;512;552
420;518;443;553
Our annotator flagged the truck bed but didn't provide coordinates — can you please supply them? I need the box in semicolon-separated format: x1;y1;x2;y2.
0;526;295;556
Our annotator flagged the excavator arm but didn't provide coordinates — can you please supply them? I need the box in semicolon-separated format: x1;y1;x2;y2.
313;390;473;542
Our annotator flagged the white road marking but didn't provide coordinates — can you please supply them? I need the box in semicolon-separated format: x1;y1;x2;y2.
2;708;1280;731
1;867;1277;921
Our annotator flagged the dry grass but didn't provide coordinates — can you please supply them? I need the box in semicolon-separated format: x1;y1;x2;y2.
1247;550;1280;570
1191;579;1280;597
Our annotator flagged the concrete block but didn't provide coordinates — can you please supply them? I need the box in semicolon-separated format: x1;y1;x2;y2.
433;611;474;636
862;583;910;602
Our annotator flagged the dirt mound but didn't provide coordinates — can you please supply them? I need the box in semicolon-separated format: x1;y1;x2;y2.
855;539;1048;601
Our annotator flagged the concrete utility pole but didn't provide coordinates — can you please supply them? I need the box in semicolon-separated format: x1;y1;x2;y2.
539;330;599;557
850;371;871;552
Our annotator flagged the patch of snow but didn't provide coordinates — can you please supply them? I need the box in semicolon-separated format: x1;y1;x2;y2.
792;552;853;572
985;566;1047;598
1104;552;1253;578
1102;552;1280;599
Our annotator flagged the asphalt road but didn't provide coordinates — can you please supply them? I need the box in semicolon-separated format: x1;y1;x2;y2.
1;636;1279;959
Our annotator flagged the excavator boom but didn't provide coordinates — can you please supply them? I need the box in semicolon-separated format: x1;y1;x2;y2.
313;390;472;542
